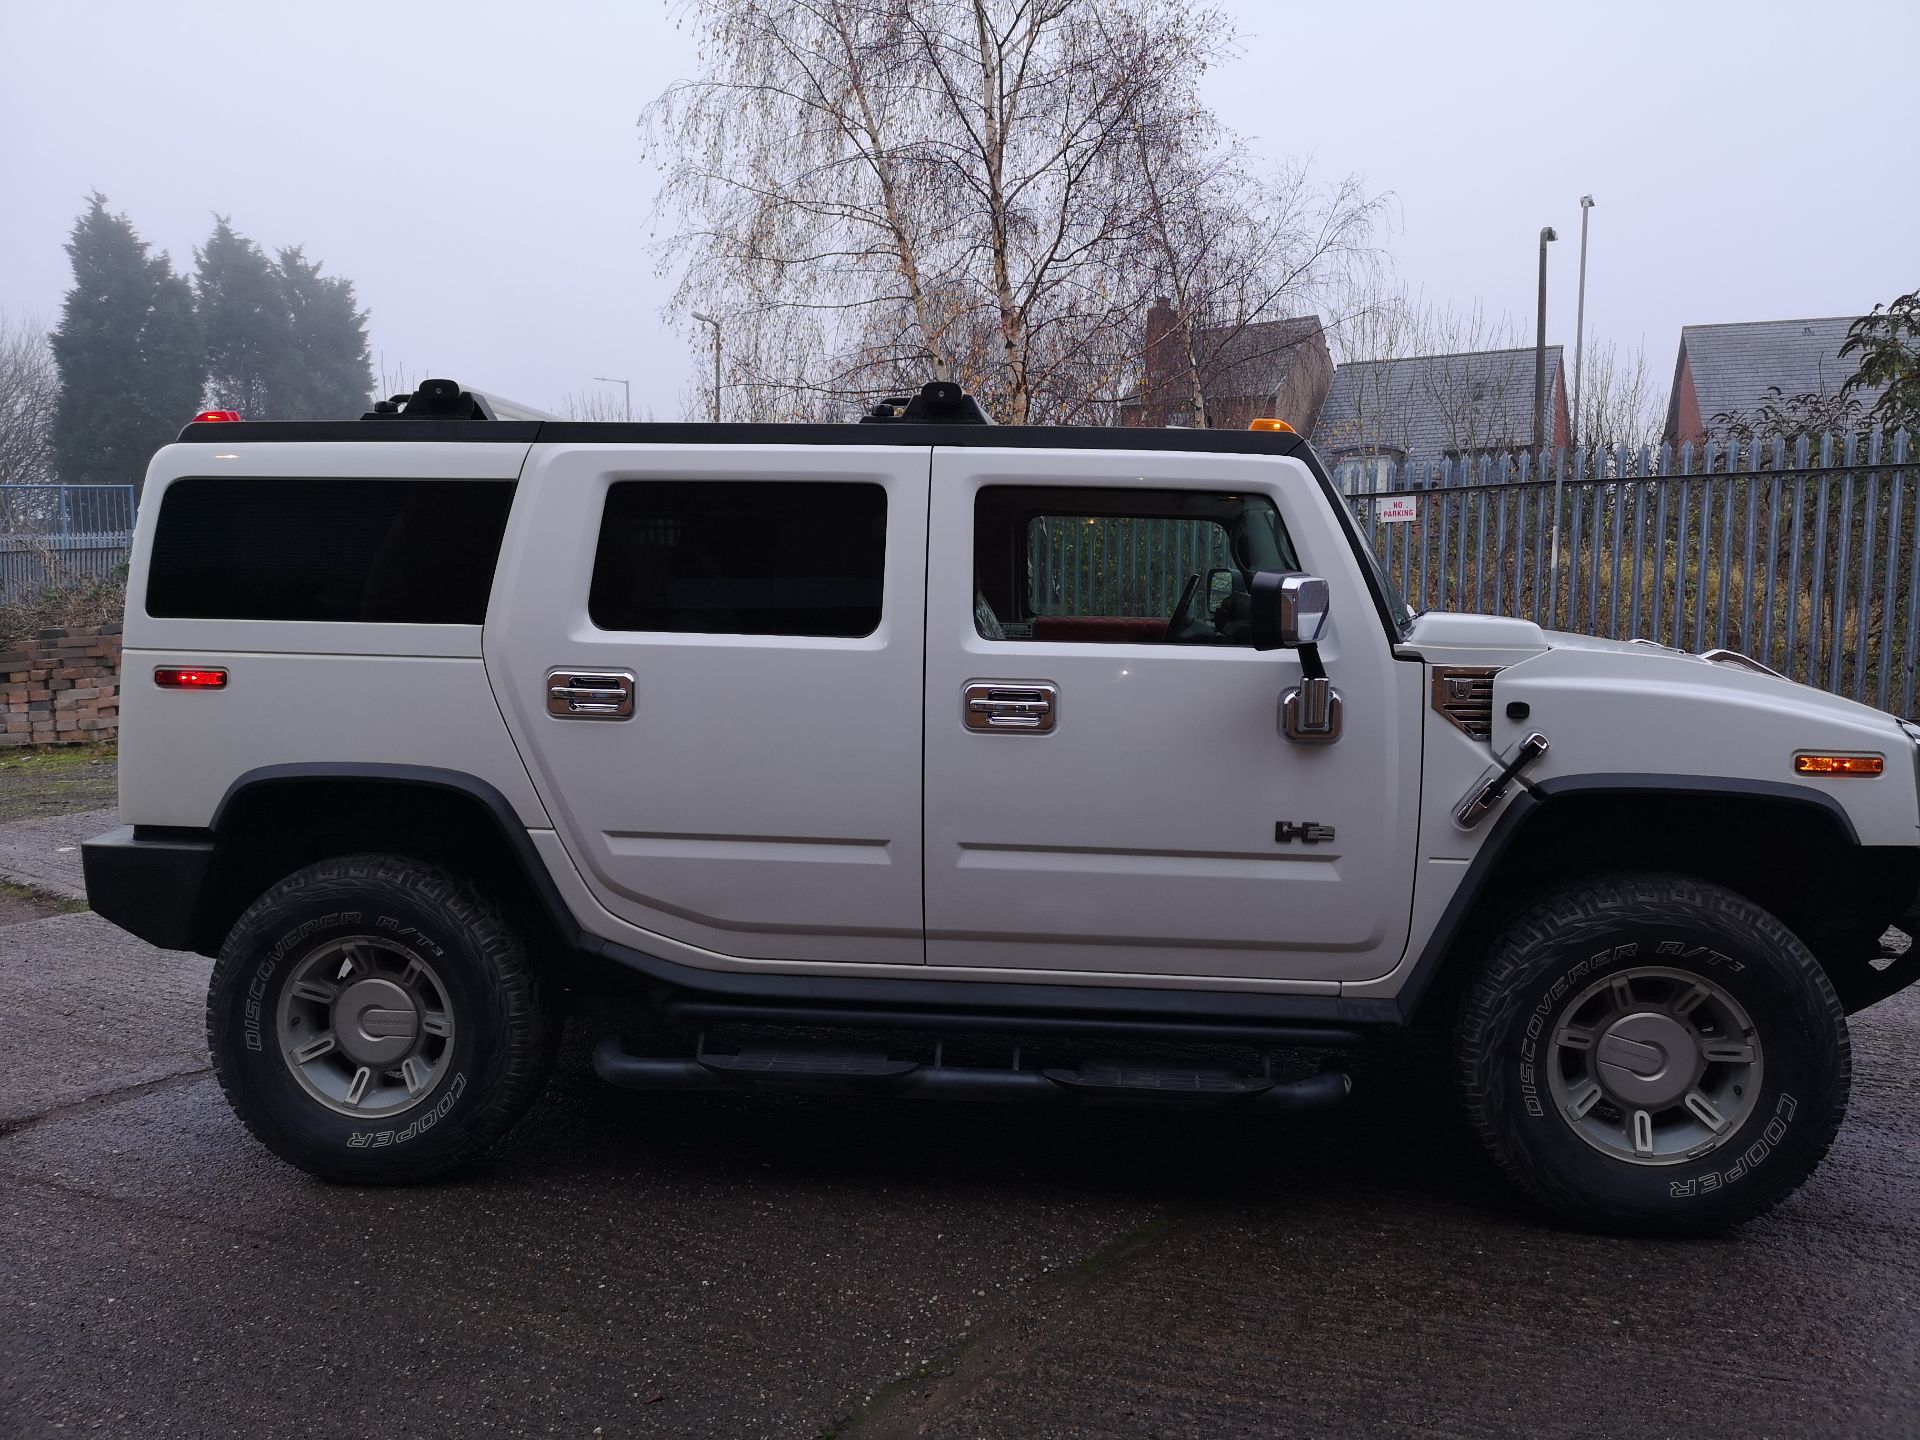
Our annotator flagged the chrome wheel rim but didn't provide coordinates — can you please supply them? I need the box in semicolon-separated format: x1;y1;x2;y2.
1546;966;1762;1166
275;937;455;1118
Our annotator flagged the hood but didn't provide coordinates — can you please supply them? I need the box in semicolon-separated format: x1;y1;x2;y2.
1402;611;1550;665
1407;612;1903;727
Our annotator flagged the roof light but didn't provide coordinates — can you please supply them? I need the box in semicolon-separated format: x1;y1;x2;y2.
192;410;242;423
1249;418;1295;433
1793;753;1883;776
154;667;228;690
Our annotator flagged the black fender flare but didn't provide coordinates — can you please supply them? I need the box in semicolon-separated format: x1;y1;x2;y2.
1390;773;1892;1023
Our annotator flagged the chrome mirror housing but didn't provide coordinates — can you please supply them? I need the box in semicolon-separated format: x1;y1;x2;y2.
1250;571;1331;652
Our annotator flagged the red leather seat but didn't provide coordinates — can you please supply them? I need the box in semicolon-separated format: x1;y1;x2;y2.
1030;615;1167;643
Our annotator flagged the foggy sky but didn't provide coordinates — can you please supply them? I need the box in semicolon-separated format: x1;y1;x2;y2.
3;0;1915;422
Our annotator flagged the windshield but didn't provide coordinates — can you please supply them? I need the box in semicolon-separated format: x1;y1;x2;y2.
1349;514;1413;636
1294;450;1412;641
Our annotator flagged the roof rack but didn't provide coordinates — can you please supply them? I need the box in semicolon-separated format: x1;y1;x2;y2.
362;379;558;423
859;380;993;426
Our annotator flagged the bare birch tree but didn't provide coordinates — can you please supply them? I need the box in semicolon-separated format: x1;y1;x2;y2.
644;0;1382;424
1573;341;1662;455
0;311;60;486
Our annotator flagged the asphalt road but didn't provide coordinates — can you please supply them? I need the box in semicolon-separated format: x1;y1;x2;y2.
2;819;1917;1438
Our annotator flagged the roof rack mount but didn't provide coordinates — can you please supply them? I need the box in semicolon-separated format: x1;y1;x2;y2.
363;379;558;423
860;380;993;426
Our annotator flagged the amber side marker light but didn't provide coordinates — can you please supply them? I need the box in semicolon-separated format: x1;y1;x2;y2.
1793;753;1883;776
154;667;227;690
1249;418;1295;433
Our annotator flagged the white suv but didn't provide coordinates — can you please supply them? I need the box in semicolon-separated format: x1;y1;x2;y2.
84;379;1920;1234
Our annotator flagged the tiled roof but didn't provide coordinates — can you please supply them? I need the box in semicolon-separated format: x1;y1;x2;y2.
1187;314;1326;399
1312;346;1563;462
1668;316;1882;434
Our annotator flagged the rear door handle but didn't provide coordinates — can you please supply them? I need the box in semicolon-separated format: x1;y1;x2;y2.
547;669;636;720
963;682;1058;732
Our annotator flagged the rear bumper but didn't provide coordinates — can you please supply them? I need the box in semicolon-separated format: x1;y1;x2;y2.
81;826;215;952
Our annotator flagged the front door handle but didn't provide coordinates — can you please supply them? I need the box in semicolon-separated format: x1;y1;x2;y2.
547;669;635;720
963;682;1058;733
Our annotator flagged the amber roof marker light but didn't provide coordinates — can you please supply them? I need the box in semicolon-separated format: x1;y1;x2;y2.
1248;418;1295;433
1793;753;1884;776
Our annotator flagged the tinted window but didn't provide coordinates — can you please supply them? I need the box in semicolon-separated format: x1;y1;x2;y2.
147;477;514;623
589;481;886;637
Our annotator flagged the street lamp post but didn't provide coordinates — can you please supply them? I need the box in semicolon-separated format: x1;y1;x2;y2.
1533;225;1558;460
592;375;631;422
1572;195;1595;449
1535;224;1563;605
692;311;722;423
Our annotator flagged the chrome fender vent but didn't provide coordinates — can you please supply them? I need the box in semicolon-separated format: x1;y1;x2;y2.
1432;666;1500;740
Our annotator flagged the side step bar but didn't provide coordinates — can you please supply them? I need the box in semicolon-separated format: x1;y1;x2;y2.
592;1038;1352;1112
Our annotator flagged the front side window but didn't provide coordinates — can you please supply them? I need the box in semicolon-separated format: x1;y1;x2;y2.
974;486;1298;645
589;480;886;637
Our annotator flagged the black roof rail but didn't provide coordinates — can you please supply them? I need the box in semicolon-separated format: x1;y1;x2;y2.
859;380;993;426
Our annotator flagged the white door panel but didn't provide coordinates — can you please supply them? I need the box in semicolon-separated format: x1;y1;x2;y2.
924;447;1418;982
489;444;929;964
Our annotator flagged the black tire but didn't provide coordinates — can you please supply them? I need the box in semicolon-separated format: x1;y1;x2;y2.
1455;872;1849;1235
206;854;559;1184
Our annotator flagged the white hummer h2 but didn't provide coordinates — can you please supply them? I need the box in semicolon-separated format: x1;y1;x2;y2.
84;379;1920;1234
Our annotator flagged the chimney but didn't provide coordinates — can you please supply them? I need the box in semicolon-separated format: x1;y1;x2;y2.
1144;296;1177;396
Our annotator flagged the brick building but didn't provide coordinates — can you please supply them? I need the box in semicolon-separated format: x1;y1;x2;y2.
1116;299;1333;434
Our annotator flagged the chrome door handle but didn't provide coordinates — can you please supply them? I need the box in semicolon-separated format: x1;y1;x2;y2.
546;669;635;720
963;682;1058;733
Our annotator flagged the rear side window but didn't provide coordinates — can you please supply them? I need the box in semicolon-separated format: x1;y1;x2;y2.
147;477;514;624
589;481;887;637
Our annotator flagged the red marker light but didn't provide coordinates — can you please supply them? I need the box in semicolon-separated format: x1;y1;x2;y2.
154;667;228;690
191;410;242;423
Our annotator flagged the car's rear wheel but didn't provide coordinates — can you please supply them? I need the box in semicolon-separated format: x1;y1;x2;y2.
206;854;558;1183
1455;872;1849;1235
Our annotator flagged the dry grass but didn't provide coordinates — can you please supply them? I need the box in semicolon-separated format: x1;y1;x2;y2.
0;577;124;650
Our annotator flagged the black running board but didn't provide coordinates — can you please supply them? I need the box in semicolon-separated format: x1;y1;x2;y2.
592;1037;1352;1112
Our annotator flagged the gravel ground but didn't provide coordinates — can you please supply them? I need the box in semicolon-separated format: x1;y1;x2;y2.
1;949;1915;1439
0;787;1914;1439
0;746;116;826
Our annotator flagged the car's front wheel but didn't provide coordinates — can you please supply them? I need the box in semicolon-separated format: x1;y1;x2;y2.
206;854;558;1183
1455;872;1849;1235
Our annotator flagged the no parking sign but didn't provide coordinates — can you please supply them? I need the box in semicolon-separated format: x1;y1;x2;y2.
1376;495;1420;523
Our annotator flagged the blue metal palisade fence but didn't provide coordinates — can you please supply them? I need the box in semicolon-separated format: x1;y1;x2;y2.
1344;428;1919;716
0;485;138;601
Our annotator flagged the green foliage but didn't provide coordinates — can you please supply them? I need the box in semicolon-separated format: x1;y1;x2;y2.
275;245;374;420
1708;385;1861;449
197;220;373;420
49;194;204;490
1840;289;1920;432
196;216;293;416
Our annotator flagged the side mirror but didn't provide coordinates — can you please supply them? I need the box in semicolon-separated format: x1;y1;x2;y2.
1249;571;1331;652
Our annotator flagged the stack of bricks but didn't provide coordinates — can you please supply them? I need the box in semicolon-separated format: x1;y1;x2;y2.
0;624;121;747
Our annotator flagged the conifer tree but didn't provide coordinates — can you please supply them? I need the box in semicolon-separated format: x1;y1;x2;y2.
276;245;374;419
50;194;204;490
196;216;291;416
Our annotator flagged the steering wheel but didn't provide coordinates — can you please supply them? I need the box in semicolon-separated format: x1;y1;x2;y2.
1164;572;1202;641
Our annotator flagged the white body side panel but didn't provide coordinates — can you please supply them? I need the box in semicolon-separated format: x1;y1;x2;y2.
487;444;930;966
1352;628;1920;998
1496;646;1920;846
921;448;1419;983
120;441;546;829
